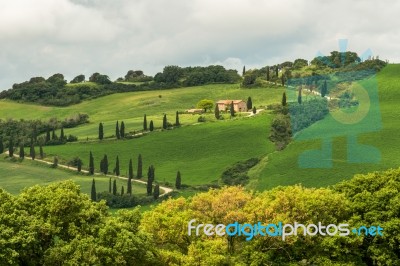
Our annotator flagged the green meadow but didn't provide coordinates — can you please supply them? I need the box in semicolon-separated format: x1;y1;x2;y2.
0;159;148;196
249;64;400;190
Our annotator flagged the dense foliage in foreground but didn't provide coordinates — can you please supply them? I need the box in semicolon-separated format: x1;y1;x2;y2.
0;168;399;265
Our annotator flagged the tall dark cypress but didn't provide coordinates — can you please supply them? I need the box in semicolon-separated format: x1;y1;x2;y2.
89;151;94;175
91;178;97;201
99;122;104;140
214;105;220;119
19;144;25;159
100;158;104;174
242;65;246;76
39;144;44;159
175;111;180;126
282;92;287;106
120;121;125;138
46;129;50;143
109;178;112;193
143;114;148;131
0;136;3;154
127;172;132;195
246;97;252;111
128;159;134;179
113;179;117;195
153;184;160;199
77;158;82;172
60;127;65;141
8;138;13;157
321;80;328;97
137;154;143;178
275;66;279;77
266;66;270;81
121;185;124;196
146;174;153;196
115;156;120;176
52;128;57;140
162;114;167;129
116;121;120;139
102;154;108;174
230;101;235;117
30;144;35;160
149;120;154;132
175;171;181;189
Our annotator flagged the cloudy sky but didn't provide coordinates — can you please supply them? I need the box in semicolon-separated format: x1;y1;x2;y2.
0;0;399;90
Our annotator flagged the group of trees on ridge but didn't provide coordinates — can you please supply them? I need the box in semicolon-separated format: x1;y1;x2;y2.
0;167;398;265
0;65;241;106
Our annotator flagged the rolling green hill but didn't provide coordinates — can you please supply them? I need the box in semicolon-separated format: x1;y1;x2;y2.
0;159;148;196
249;64;400;190
0;83;283;139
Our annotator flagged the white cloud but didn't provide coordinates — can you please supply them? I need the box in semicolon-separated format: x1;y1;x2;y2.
0;0;399;90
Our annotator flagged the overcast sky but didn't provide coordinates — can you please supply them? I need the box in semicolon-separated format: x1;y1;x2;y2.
0;0;399;90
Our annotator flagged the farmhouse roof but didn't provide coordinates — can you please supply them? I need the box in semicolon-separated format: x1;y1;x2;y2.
217;100;244;104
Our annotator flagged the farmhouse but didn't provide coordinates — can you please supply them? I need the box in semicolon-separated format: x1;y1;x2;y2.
217;100;247;112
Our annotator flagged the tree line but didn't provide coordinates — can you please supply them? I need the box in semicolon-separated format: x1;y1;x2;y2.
0;167;398;264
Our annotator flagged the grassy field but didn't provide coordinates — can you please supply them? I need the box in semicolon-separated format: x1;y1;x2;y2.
249;64;400;190
0;158;148;196
42;112;275;186
0;84;283;139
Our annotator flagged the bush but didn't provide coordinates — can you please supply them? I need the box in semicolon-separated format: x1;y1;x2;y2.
197;116;206;122
96;192;138;208
221;158;260;186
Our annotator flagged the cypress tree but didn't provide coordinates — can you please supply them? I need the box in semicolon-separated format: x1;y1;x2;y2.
120;121;125;138
127;174;132;195
230;101;235;117
162;114;167;129
91;178;96;201
281;75;285;86
89;151;94;175
143;114;148;131
99;122;104;140
137;154;143;178
252;106;257;114
214;105;220;119
266;66;270;81
149;120;154;132
242;65;246;76
175;171;181;189
246;96;252;111
60;127;65;141
275;66;279;77
116;121;120;139
51;128;57;140
39;144;44;159
113;179;117;195
175;111;180;126
282;92;287;106
30;144;35;160
104;154;108;174
321;80;327;97
19;144;25;159
146;175;153;196
153;184;160;199
100;158;104;174
109;178;112;193
8;138;13;157
115;156;120;176
77;158;82;172
298;89;302;104
53;156;58;167
121;185;124;196
128;158;134;179
45;129;50;143
0;136;3;154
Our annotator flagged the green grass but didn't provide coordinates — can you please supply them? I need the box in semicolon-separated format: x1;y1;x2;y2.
249;64;400;190
0;158;148;196
43;112;276;186
0;84;283;139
